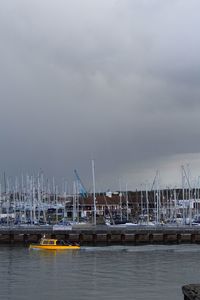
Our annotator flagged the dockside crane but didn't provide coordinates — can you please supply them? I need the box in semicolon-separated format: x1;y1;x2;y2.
74;169;88;198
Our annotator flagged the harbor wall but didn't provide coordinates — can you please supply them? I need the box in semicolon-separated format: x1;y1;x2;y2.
0;225;200;246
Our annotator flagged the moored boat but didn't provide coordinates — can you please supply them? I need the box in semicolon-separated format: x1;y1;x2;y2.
29;238;80;250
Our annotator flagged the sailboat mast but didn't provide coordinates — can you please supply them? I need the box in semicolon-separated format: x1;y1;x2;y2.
92;160;96;226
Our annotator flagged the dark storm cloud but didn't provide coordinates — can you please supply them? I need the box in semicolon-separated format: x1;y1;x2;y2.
0;0;200;190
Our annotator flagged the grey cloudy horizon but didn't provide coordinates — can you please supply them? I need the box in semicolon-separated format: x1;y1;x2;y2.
1;0;200;191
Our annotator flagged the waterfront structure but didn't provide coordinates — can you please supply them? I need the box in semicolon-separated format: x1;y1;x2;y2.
1;187;200;225
182;285;200;300
0;169;200;226
1;224;200;245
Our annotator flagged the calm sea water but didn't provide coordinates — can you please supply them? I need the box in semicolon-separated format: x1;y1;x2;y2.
0;244;200;300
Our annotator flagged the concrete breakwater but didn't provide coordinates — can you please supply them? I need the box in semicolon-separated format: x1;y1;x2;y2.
182;285;200;300
1;225;200;245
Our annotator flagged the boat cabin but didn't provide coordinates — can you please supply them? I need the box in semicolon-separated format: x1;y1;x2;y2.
40;238;66;246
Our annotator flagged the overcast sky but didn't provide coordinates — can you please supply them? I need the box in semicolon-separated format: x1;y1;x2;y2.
1;0;200;191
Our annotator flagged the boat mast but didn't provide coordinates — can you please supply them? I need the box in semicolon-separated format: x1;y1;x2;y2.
146;182;149;225
119;179;122;222
126;183;129;221
0;183;2;219
182;165;192;226
140;185;143;221
182;167;185;224
73;181;77;222
92;160;96;226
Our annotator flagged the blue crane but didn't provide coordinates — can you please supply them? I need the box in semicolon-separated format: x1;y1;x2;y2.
74;169;88;198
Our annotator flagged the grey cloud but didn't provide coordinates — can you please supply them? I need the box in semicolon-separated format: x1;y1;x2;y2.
0;0;200;190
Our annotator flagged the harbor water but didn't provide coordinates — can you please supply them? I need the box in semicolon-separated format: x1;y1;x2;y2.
1;244;200;300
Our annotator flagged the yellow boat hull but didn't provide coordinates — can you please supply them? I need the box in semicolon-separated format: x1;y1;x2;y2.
29;245;80;250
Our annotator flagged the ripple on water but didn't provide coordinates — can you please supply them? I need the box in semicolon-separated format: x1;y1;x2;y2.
0;244;199;300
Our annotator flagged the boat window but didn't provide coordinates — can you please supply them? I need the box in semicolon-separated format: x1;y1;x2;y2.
56;240;65;245
42;240;48;244
49;240;54;245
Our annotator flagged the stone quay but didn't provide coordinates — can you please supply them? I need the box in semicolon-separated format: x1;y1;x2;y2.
0;225;200;246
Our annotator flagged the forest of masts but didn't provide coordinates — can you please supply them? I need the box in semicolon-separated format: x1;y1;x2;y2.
0;165;200;226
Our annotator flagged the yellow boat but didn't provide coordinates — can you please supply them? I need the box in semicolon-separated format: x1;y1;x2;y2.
29;238;80;250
